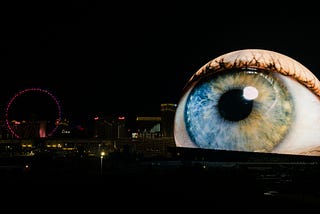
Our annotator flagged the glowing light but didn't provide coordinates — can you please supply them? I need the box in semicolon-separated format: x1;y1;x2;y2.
39;121;47;138
243;86;259;100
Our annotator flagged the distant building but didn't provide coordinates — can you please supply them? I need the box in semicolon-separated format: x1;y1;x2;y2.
4;119;58;139
135;116;162;139
160;103;177;137
0;121;10;140
133;103;177;139
93;115;129;139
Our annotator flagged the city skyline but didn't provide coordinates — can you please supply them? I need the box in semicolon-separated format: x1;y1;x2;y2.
0;89;177;140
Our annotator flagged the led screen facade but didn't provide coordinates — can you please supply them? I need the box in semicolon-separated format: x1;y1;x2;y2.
174;49;320;156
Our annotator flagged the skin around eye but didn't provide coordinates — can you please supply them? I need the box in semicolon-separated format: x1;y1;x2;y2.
174;49;320;156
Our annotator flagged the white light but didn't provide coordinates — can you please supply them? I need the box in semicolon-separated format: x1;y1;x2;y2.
243;86;258;100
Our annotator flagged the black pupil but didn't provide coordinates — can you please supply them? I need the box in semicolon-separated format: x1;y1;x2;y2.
218;89;253;121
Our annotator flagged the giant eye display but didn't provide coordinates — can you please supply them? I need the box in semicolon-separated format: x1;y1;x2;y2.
174;49;320;156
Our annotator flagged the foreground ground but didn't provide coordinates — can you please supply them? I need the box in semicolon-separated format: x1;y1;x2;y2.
0;150;320;211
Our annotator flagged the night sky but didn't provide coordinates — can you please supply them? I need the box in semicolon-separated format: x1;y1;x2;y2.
1;1;320;124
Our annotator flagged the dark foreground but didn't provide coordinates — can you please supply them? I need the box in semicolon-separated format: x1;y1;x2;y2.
1;149;320;211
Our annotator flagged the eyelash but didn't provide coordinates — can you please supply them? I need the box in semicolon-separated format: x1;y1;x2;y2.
185;56;320;98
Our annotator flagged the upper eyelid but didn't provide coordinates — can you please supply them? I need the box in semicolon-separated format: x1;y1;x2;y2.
186;49;320;97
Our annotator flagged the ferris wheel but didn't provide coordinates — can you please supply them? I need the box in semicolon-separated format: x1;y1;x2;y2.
5;88;62;139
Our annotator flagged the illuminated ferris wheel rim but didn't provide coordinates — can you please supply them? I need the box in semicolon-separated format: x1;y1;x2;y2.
5;87;62;139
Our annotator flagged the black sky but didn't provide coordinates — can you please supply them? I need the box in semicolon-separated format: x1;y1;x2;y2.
1;1;320;123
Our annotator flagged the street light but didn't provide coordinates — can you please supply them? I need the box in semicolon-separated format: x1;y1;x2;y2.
100;151;105;175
